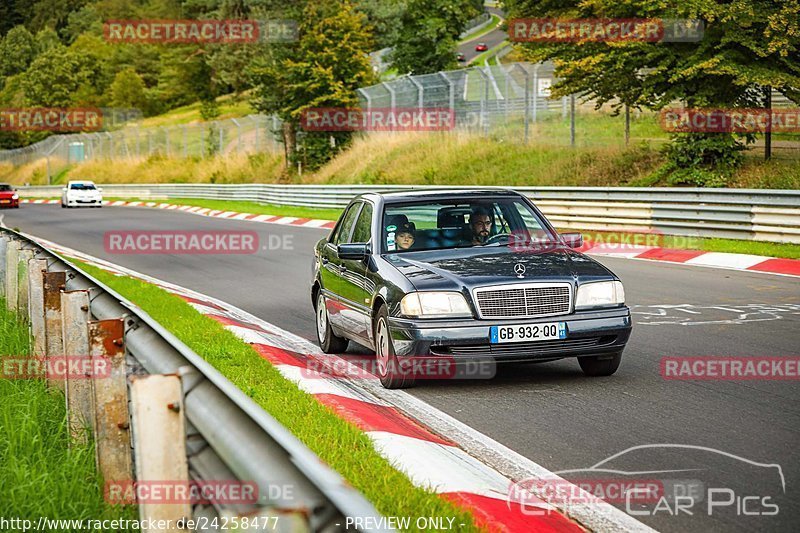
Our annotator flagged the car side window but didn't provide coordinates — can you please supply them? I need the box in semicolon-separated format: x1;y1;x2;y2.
332;203;362;245
350;204;373;244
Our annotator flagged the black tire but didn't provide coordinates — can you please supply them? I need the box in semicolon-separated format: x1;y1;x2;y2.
315;291;348;353
61;203;66;208
374;305;416;389
578;351;623;377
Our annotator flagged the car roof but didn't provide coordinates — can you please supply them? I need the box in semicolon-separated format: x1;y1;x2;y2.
356;188;525;204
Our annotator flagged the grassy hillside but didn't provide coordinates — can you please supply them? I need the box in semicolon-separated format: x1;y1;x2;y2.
2;113;798;189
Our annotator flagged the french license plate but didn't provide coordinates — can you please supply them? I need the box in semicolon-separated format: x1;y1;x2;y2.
490;322;566;344
0;200;9;204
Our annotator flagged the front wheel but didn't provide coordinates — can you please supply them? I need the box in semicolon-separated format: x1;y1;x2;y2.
578;352;622;377
374;305;416;389
315;292;348;353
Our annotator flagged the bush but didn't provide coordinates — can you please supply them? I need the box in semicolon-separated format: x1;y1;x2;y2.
659;132;747;187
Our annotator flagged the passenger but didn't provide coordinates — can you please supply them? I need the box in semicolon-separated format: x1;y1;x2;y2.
396;221;416;250
468;206;493;245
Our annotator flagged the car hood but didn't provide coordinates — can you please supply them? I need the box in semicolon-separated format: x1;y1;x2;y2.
0;192;14;198
384;245;615;291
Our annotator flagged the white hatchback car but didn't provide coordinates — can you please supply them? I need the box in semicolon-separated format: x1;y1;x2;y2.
61;180;103;208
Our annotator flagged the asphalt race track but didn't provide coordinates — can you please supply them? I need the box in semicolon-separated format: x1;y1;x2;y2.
5;204;799;533
458;7;507;63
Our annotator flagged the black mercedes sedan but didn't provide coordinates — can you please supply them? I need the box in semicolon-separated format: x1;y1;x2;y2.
311;189;632;388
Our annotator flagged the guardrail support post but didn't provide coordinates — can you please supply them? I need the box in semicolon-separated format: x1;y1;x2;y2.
91;318;133;483
0;235;7;301
17;248;33;319
130;374;191;529
5;238;19;310
43;271;67;391
62;290;94;444
28;258;48;357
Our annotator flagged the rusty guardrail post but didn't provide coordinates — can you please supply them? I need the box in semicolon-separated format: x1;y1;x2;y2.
90;318;133;483
130;374;191;530
43;270;67;391
28;257;48;357
17;248;34;319
62;290;94;444
5;238;19;310
0;234;7;301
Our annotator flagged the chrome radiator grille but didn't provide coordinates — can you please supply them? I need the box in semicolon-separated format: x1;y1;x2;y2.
473;283;572;319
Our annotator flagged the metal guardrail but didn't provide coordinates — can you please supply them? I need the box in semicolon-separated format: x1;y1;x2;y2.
18;184;800;243
0;227;388;532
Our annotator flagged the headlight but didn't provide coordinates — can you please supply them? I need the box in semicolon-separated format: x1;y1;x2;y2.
11;194;18;200
400;291;472;318
575;281;625;310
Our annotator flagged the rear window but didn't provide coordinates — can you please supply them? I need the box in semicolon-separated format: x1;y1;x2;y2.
70;183;96;190
0;184;12;191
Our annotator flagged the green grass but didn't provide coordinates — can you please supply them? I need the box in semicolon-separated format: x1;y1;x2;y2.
0;302;138;528
573;230;800;259
460;13;502;45
106;197;344;221
71;262;482;532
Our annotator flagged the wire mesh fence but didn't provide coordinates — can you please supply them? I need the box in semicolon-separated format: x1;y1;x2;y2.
0;114;284;182
1;61;797;183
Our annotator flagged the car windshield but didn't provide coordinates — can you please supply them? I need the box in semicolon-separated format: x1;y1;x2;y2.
70;183;96;190
0;184;12;191
382;198;557;253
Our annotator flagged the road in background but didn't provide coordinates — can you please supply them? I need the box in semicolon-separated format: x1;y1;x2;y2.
5;204;798;532
459;6;507;63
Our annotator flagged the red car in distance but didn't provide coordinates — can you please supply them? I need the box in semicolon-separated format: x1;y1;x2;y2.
0;183;20;208
475;42;488;52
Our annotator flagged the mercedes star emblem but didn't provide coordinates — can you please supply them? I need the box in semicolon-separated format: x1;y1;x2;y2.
514;263;526;278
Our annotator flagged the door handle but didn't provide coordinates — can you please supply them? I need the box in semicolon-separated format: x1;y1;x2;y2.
321;257;329;265
339;265;348;273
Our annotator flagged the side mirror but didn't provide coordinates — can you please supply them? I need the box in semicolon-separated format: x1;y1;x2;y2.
561;232;583;249
337;243;369;260
62;187;67;192
97;188;104;193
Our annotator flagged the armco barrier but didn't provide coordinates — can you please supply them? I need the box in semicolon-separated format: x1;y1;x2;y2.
0;228;389;532
19;184;800;243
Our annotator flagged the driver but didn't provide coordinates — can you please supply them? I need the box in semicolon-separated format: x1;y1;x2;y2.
468;206;493;245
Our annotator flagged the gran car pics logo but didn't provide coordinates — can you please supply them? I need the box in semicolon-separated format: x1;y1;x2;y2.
509;444;784;519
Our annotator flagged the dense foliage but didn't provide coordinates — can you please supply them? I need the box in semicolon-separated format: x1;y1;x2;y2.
506;0;800;185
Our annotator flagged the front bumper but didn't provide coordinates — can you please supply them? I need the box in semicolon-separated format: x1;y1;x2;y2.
66;198;102;206
388;306;632;362
0;198;18;208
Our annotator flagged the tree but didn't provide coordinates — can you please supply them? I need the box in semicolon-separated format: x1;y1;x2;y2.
0;26;36;77
389;0;481;75
249;0;377;170
22;44;82;106
506;0;800;185
109;67;148;111
34;27;61;54
356;0;409;49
